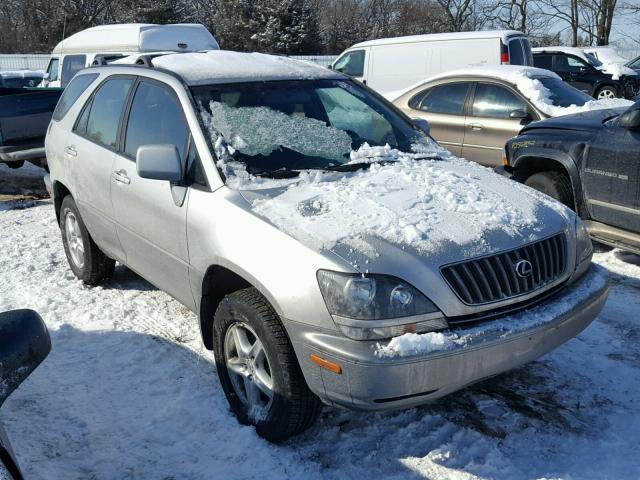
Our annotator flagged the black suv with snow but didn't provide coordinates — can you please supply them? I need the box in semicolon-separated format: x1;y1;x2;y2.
504;100;640;254
533;48;639;100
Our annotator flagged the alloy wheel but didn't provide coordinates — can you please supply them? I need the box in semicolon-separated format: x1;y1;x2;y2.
597;88;616;100
65;212;85;269
224;322;274;417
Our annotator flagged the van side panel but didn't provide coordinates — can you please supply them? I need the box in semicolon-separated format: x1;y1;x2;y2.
367;38;499;96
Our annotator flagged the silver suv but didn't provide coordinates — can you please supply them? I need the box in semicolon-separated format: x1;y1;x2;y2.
45;51;609;442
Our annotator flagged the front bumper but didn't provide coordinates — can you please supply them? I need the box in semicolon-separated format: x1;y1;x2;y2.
287;264;609;410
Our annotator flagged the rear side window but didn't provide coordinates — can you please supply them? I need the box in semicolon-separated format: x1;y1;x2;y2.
533;54;553;70
52;73;99;121
508;39;525;65
472;83;529;119
124;81;189;160
61;55;87;87
333;50;365;77
419;83;471;115
79;78;133;148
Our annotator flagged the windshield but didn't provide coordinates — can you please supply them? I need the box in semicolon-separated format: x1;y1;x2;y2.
584;52;603;68
192;79;431;176
538;77;593;107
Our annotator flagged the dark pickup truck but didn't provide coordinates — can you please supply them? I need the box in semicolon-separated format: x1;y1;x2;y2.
504;100;640;254
0;87;63;169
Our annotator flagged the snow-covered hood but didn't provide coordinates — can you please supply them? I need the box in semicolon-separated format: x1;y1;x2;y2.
237;148;573;274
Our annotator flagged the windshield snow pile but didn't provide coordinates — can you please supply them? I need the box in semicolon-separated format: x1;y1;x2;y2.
376;263;608;358
507;69;633;116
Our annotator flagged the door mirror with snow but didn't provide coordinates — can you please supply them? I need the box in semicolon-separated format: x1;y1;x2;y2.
412;118;430;135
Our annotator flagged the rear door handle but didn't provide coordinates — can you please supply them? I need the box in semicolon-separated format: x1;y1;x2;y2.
64;145;77;157
469;123;483;131
112;169;131;185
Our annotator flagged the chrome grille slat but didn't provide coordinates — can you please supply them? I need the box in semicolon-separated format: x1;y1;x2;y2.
442;234;568;306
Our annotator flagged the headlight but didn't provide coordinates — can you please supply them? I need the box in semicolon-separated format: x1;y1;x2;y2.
575;216;593;265
317;270;447;340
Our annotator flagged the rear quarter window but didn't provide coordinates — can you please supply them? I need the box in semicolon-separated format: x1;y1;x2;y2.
52;73;99;121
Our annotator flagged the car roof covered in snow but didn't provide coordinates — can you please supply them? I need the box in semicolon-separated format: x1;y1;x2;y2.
150;50;343;86
52;23;219;55
532;46;595;63
349;30;526;49
0;70;44;78
388;65;559;102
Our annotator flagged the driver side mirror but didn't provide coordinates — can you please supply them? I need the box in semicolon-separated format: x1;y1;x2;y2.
412;118;430;135
42;72;50;80
619;108;640;130
510;109;533;123
0;309;51;408
136;144;182;183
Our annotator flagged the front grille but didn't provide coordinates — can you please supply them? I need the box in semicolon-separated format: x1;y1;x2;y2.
441;234;567;306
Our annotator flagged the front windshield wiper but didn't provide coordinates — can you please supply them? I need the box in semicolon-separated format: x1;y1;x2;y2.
252;168;301;179
313;155;444;173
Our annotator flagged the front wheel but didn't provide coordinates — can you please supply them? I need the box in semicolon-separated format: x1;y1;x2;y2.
595;85;618;100
524;171;574;209
59;195;115;285
213;288;321;442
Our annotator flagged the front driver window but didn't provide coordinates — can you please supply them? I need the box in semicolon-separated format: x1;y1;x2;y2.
472;83;529;119
556;55;589;73
124;81;189;162
47;58;59;82
61;55;87;87
333;50;365;77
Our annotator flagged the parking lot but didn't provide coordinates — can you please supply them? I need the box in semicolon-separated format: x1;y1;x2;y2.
1;164;639;479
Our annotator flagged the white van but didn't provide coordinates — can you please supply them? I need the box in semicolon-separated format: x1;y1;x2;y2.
41;23;219;88
332;30;533;97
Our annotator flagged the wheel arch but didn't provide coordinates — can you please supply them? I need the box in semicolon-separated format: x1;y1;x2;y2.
593;82;619;97
199;264;283;350
512;150;585;214
52;180;72;223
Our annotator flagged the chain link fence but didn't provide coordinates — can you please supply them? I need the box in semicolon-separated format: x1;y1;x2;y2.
0;54;338;72
0;54;49;71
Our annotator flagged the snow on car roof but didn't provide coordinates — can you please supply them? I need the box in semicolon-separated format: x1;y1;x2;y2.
350;30;525;49
151;50;343;86
52;23;219;55
391;65;633;117
0;70;44;78
532;46;595;64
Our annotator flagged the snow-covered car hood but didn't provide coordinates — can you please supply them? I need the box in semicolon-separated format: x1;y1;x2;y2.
237;146;573;274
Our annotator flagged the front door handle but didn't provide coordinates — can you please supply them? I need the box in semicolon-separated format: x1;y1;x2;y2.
469;123;483;131
112;169;131;185
64;145;77;157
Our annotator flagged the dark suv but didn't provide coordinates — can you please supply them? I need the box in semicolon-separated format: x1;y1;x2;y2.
533;47;639;100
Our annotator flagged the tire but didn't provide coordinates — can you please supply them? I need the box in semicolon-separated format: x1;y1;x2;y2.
595;85;618;100
213;288;322;442
59;195;115;285
525;171;574;209
6;160;24;169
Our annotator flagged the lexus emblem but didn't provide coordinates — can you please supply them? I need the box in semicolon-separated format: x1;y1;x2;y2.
514;259;533;278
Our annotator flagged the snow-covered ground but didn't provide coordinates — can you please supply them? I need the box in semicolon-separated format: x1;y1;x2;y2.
1;185;640;479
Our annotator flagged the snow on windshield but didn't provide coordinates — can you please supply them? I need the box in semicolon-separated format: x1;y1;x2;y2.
506;69;633;116
207;101;352;161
